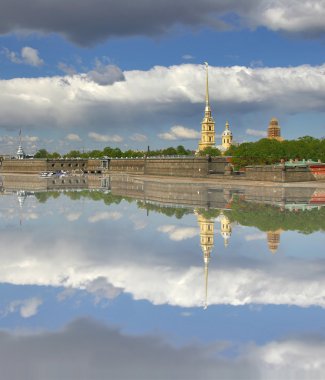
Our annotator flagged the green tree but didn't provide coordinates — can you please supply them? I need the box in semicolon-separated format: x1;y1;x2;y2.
34;149;49;158
197;146;221;157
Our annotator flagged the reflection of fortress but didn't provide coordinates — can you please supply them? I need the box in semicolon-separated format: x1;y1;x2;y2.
108;174;325;209
195;211;232;309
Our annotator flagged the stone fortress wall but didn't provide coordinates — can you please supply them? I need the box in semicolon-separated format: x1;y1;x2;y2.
108;157;324;182
108;156;229;178
0;156;324;182
0;158;104;174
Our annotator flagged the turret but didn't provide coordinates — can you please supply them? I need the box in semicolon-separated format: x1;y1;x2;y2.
220;212;232;248
221;121;233;151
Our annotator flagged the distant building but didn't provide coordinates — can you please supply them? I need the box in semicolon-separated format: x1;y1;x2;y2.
16;129;25;160
16;144;25;160
198;63;216;152
267;118;283;141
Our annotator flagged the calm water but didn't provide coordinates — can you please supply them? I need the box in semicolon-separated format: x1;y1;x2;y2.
1;175;325;379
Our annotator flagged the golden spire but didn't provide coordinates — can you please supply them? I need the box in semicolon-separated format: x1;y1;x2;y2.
204;258;209;310
197;62;215;152
204;62;210;111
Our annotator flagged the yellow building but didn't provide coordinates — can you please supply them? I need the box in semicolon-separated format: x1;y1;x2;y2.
198;62;216;152
195;211;215;309
221;121;233;151
220;212;232;247
267;118;283;141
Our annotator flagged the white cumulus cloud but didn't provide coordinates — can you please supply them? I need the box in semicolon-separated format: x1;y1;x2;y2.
158;225;199;241
21;47;44;67
246;128;268;137
88;132;123;143
0;63;325;144
66;133;82;142
158;125;201;141
5;297;43;318
130;133;148;142
88;211;122;223
245;232;266;241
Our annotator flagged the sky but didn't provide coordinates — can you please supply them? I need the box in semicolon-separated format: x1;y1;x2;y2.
1;0;325;155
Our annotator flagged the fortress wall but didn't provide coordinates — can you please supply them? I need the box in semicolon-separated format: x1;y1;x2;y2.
245;166;284;182
109;159;145;174
284;166;315;182
145;157;209;177
0;159;102;174
108;157;229;178
1;159;47;174
245;165;316;182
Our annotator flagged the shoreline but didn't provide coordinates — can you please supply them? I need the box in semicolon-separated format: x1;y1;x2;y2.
111;173;325;189
1;172;325;189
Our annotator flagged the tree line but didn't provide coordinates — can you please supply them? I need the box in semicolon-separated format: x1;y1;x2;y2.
226;136;325;168
33;136;324;167
34;145;194;159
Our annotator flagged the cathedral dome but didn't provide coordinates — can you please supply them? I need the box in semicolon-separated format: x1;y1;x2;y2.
222;121;233;136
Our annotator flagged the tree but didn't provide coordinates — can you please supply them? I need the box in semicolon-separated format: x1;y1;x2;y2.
34;149;49;158
197;147;221;157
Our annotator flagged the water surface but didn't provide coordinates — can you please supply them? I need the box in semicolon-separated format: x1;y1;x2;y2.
1;175;325;379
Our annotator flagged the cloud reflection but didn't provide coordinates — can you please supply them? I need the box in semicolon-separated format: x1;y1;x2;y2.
0;318;324;380
3;297;42;318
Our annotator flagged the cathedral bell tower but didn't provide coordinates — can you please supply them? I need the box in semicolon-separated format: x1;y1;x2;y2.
198;62;216;152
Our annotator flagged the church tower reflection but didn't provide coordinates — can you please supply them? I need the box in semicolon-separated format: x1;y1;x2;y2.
220;212;232;248
267;230;282;254
195;211;214;310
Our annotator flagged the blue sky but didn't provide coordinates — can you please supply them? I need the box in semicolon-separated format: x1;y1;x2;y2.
0;0;325;154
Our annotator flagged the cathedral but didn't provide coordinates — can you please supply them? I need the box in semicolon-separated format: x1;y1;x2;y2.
197;63;233;154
